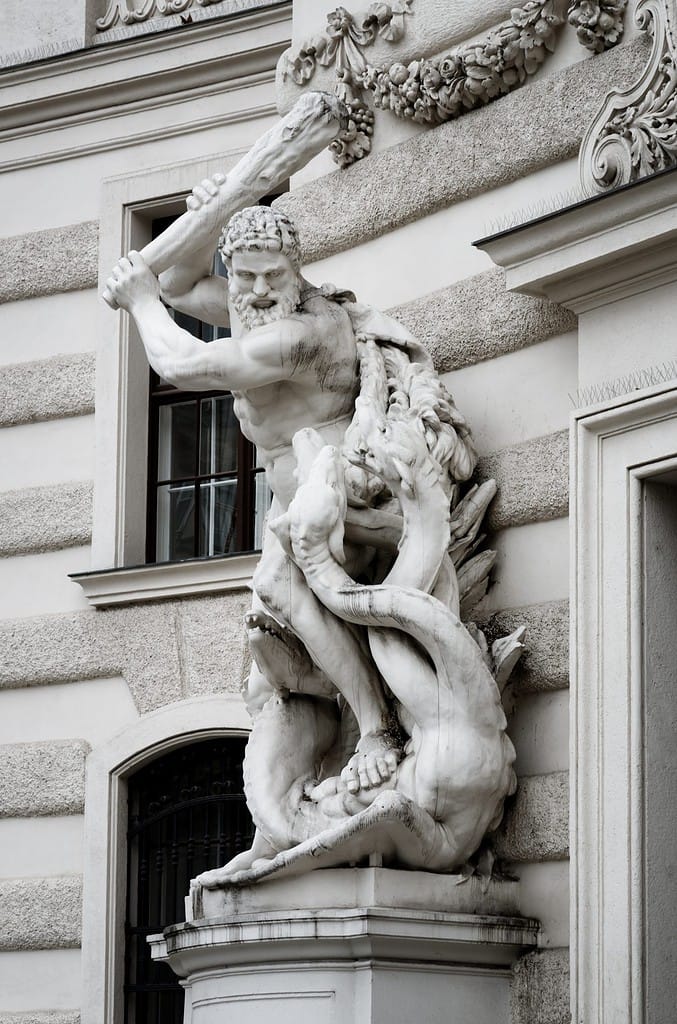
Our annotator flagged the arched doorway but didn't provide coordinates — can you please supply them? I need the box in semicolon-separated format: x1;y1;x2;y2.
124;734;253;1023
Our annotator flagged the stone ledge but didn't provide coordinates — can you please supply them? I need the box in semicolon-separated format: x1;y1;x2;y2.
0;740;89;817
511;947;570;1024
0;222;98;305
0;592;251;713
0;482;92;557
0;353;95;427
494;771;568;863
0;877;82;951
0;1015;80;1024
390;268;576;374
478;600;569;693
479;431;568;532
275;38;650;265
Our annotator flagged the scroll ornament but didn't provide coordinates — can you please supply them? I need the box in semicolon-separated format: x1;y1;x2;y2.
97;0;224;31
580;0;677;193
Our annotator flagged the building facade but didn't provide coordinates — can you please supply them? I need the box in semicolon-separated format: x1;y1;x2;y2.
0;1;675;1022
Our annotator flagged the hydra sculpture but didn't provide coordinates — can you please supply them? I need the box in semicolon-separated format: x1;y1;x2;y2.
104;92;524;889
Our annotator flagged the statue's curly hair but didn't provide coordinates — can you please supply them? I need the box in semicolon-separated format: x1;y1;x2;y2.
219;206;301;271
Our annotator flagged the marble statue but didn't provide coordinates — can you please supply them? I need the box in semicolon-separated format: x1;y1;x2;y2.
105;93;524;888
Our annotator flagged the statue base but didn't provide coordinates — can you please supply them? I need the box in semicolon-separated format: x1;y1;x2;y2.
149;869;539;1024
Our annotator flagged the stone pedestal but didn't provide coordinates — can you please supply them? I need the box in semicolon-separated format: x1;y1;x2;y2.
149;869;539;1024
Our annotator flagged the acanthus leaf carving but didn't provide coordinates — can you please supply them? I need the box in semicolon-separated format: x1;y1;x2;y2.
567;0;627;53
580;0;677;192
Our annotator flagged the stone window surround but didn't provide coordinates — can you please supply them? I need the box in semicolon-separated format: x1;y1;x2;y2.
80;693;250;1024
476;167;677;1024
571;384;677;1024
89;150;271;606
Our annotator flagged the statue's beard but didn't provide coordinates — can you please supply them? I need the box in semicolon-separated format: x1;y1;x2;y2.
230;280;301;330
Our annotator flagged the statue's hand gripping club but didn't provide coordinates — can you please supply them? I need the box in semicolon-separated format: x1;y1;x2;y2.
102;92;347;309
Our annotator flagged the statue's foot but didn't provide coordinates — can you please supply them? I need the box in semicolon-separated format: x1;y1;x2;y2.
341;730;401;793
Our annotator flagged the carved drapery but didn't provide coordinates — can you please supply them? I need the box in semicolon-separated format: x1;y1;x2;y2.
96;0;224;31
580;0;677;192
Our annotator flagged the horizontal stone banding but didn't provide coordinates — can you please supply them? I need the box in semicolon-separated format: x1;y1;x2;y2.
0;353;95;427
0;877;82;950
478;600;569;693
0;740;89;817
0;592;251;713
275;38;649;265
0;222;98;305
479;431;568;532
511;947;570;1024
0;1015;80;1024
0;482;93;557
494;771;568;863
390;268;576;373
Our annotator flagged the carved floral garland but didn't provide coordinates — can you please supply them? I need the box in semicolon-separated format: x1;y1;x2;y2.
567;0;627;53
362;1;565;127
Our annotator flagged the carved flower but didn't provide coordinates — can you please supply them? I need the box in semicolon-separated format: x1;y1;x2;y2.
420;60;442;92
367;2;393;27
438;54;465;82
572;1;600;27
327;6;353;35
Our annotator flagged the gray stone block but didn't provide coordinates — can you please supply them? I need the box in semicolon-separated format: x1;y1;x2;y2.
0;221;98;304
480;431;568;531
511;947;570;1024
0;1016;79;1024
0;740;89;817
0;481;92;557
0;593;251;713
494;771;568;863
478;601;569;693
275;38;650;264
0;353;95;427
390;269;576;373
0;877;82;950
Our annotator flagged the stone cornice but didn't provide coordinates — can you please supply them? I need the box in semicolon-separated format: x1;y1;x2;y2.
474;165;677;310
0;2;291;135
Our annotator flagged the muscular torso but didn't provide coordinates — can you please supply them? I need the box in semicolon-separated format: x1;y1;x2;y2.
232;294;359;507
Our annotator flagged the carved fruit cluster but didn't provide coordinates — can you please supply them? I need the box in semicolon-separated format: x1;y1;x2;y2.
567;0;627;54
362;0;565;125
330;98;376;166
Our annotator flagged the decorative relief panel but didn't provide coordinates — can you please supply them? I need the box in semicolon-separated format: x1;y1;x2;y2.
282;0;627;167
97;0;264;31
580;0;677;192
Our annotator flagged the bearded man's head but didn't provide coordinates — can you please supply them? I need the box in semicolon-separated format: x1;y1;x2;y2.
219;207;302;329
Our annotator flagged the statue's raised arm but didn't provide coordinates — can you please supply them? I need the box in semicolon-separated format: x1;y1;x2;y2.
102;91;346;311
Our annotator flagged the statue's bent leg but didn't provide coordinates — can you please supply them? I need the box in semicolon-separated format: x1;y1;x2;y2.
253;526;400;790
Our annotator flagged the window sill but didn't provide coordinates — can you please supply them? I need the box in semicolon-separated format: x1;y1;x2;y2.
70;552;259;608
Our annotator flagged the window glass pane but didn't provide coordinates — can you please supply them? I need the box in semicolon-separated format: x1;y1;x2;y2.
253;471;272;550
199;396;238;476
200;479;238;556
156;484;195;561
158;402;196;481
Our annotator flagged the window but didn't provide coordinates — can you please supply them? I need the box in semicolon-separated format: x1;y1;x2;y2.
124;735;253;1024
146;217;270;564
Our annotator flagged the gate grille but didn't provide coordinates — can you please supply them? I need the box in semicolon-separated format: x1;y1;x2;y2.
124;735;253;1023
